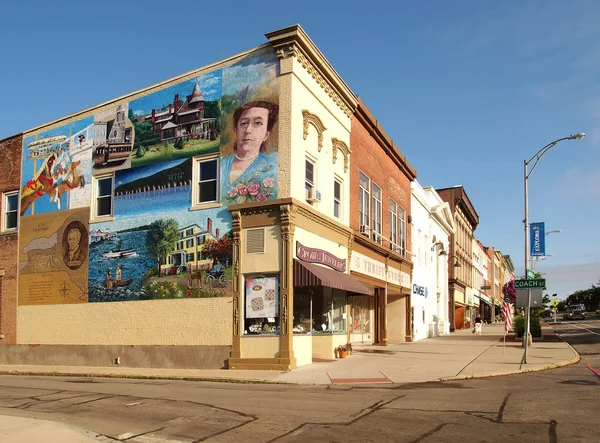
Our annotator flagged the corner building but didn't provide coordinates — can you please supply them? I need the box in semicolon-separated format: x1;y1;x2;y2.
0;25;417;371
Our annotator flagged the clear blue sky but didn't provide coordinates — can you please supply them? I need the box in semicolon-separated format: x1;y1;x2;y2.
1;0;598;299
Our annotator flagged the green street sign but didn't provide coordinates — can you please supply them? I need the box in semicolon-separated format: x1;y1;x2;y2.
526;269;535;279
514;278;546;289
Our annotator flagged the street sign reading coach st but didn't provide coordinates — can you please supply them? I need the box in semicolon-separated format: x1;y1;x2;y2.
514;278;546;289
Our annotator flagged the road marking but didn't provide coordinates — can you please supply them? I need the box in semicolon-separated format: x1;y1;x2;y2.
561;323;600;336
586;364;600;378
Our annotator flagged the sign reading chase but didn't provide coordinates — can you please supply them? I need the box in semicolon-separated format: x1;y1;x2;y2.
412;284;428;297
296;242;346;272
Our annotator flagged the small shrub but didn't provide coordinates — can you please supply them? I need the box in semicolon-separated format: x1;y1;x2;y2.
136;145;145;157
513;315;542;337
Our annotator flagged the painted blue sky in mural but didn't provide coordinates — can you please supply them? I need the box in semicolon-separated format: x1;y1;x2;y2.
222;50;279;97
129;71;223;117
114;159;187;187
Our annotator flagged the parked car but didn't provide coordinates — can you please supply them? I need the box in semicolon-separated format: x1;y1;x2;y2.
563;305;586;320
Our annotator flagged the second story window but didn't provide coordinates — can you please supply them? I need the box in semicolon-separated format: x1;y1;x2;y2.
389;199;406;255
371;183;382;243
390;199;398;250
2;191;19;231
195;157;218;204
333;178;341;219
305;158;315;191
359;172;370;234
92;175;114;220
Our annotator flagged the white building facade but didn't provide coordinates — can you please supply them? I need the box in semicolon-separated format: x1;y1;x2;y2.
410;182;455;340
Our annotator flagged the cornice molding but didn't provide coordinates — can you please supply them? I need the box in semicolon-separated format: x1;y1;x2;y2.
331;137;350;173
266;25;358;119
302;110;326;152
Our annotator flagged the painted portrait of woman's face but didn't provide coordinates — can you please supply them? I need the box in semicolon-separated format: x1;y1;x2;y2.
235;107;271;157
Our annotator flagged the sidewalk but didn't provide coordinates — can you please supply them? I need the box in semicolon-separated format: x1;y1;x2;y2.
0;323;578;385
0;323;579;442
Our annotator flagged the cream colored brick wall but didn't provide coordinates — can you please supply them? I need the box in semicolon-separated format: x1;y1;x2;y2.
289;58;351;225
17;298;232;345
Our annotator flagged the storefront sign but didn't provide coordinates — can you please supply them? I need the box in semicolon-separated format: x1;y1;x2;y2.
296;242;346;272
412;284;428;297
351;251;410;288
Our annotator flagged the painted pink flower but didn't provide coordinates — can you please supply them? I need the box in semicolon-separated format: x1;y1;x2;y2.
256;192;268;201
263;177;275;188
239;186;249;196
228;187;239;198
247;182;261;196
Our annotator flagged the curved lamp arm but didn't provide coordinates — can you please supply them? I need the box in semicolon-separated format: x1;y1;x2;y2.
526;133;585;179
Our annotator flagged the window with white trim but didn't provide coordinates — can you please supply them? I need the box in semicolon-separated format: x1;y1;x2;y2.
2;191;19;232
192;156;219;205
305;157;315;191
92;175;114;220
333;178;342;219
371;182;382;243
389;199;406;256
359;172;370;235
390;199;398;250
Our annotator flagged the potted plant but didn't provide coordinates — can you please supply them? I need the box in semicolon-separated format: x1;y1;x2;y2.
336;343;352;359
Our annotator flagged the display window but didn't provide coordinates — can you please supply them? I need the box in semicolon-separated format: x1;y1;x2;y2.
349;296;372;334
292;288;347;335
244;275;279;335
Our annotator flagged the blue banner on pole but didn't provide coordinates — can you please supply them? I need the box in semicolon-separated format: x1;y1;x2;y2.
530;222;545;257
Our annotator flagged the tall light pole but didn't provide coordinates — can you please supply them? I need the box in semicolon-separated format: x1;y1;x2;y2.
523;133;584;363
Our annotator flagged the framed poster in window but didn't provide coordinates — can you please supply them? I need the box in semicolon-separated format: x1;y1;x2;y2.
245;276;278;318
244;275;279;335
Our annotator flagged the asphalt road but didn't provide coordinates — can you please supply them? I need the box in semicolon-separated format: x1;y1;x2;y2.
0;319;598;443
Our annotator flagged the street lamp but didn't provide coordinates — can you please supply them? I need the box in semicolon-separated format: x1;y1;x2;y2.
530;253;553;271
523;133;585;363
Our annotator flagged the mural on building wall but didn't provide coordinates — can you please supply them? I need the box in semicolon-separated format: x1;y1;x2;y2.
220;49;279;204
19;47;279;305
18;208;89;305
92;103;135;175
20;118;94;216
88;159;233;302
128;70;223;168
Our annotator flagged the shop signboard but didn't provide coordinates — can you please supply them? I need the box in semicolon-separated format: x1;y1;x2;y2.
296;242;346;272
350;251;410;288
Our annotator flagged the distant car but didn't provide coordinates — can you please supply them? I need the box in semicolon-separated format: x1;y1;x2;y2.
563;305;586;320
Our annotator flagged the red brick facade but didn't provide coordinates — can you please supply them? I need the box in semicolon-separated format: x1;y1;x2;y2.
350;102;414;252
0;134;23;343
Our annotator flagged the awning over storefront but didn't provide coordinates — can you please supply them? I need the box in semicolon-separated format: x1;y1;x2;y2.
293;259;371;295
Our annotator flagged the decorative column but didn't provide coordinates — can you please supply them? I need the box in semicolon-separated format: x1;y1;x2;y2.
230;210;242;359
279;203;296;366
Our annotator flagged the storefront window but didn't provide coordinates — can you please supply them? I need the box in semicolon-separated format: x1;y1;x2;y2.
292;289;346;335
349;296;372;334
313;289;346;334
293;291;311;334
244;275;279;335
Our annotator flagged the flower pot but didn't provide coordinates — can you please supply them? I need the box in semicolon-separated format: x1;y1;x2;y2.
338;349;348;359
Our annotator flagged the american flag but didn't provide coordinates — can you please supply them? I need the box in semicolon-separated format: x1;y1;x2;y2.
502;296;513;334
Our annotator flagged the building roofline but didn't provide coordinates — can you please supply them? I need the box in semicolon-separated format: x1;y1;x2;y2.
23;42;271;137
356;98;417;180
265;24;358;114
